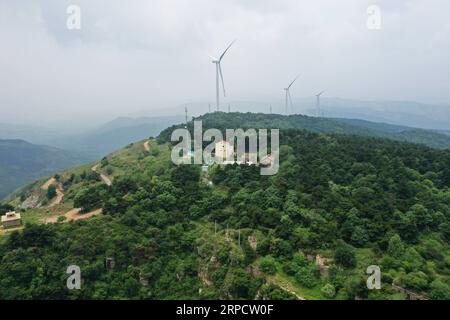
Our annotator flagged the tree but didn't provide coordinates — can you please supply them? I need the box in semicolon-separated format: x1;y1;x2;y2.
0;204;14;215
430;280;450;300
295;266;318;288
342;275;368;299
73;186;106;213
402;271;429;291
259;256;277;275
230;268;260;299
387;234;405;258
321;283;336;298
46;184;57;200
334;240;356;268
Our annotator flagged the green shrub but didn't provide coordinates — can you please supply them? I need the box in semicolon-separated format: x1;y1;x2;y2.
321;283;336;298
259;256;277;275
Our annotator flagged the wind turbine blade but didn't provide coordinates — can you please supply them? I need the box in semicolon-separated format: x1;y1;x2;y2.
288;74;300;89
219;39;236;62
219;63;226;96
317;90;325;96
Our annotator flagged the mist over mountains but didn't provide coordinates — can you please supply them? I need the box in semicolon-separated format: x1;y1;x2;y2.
129;98;450;131
0;139;87;200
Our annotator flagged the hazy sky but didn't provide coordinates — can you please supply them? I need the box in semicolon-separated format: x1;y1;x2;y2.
1;0;449;125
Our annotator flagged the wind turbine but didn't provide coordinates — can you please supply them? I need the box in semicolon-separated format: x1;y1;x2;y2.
284;75;300;114
316;91;325;117
210;40;236;111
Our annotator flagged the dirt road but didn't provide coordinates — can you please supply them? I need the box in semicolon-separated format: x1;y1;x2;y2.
41;178;64;207
44;208;103;224
91;164;112;186
144;140;151;152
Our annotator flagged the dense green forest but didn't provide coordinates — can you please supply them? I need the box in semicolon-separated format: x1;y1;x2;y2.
0;113;449;300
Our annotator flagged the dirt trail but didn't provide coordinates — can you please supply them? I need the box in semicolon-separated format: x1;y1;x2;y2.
41;178;64;207
44;208;103;224
92;164;112;186
144;140;151;152
41;178;56;190
267;277;306;300
49;188;64;207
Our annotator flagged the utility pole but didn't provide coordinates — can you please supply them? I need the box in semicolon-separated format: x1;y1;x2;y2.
228;104;230;113
238;228;241;246
185;105;188;127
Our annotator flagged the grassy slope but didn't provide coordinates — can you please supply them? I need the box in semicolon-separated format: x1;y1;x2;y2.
0;139;88;200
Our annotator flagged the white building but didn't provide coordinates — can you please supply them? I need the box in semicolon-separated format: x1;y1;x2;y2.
1;211;21;228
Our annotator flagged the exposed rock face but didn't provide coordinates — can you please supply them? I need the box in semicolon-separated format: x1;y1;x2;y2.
315;255;331;276
139;273;149;287
248;235;258;250
20;195;41;209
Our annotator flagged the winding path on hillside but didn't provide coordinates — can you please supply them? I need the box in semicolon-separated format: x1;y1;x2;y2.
91;164;112;186
44;208;103;224
144;140;151;152
267;276;306;300
41;178;64;207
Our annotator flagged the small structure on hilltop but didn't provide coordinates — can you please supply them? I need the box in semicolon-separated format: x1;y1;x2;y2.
1;211;21;228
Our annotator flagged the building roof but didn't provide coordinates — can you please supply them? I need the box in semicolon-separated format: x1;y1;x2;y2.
1;211;21;223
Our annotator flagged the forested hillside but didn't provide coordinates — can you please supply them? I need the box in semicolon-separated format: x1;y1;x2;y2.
0;114;449;300
159;112;450;149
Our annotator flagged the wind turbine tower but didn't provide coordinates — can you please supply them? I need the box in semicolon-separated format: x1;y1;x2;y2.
211;40;236;111
316;91;325;117
284;75;300;115
185;105;188;127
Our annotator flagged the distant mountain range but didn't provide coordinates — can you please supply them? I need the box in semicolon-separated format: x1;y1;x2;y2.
0;115;185;159
130;98;449;131
2;109;450;201
0;139;87;200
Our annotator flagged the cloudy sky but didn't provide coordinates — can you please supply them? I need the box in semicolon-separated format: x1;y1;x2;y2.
0;0;449;125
